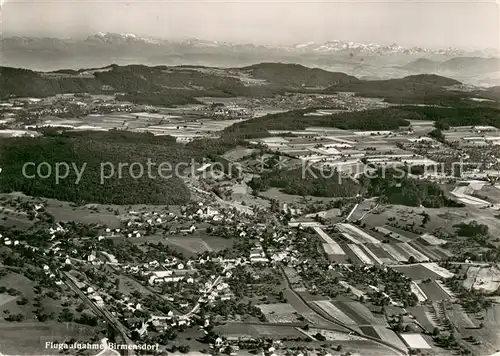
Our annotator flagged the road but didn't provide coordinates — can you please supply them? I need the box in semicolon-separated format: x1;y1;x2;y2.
346;203;359;221
187;183;253;215
279;265;408;356
61;271;136;356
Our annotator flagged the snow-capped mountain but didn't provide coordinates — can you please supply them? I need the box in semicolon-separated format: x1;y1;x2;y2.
291;40;463;56
1;32;476;57
1;33;497;86
85;32;160;44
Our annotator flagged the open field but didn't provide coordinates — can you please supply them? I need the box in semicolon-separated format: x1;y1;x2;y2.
410;282;428;302
371;325;408;352
311;300;356;325
475;304;500;354
448;304;477;331
339;243;363;264
407;306;436;333
214;322;304;340
259;188;341;205
336;223;381;244
362;204;500;238
307;328;364;341
222;146;258;161
420;263;454;279
361;245;383;265
297;291;329;302
374;226;412;243
281;290;312;316
0;272;35;300
435;280;455;298
0;193;142;228
398;243;430;262
408;240;443;260
282;267;303;286
400;333;432;349
346;199;378;221
0;322;98;355
45;203;122;227
257;303;301;324
112;270;156;297
335;301;386;326
347;244;374;265
0;208;34;229
417;281;451;301
313;227;345;255
380;244;407;262
419;233;447;246
31;112;241;139
338;232;363;245
163;236;233;255
338;281;366;299
163;237;210;254
364;244;395;264
391;264;449;281
0;294;17;308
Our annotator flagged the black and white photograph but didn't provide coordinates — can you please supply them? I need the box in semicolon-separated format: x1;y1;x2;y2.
0;0;499;355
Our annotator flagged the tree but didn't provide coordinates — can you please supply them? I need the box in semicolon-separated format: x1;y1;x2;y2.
57;308;74;322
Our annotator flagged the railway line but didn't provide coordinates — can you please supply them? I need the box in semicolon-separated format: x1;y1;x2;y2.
60;271;136;356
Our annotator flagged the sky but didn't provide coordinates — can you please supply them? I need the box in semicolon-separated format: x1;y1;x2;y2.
1;0;499;50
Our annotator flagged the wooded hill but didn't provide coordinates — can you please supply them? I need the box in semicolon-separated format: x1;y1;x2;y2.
0;63;479;106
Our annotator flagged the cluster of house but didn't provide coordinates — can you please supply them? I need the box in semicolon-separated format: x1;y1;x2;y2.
147;266;196;285
42;264;64;286
119;258;195;286
199;278;233;303
144;312;193;335
108;204;229;240
249;243;269;264
83;286;104;307
118;297;143;314
48;223;67;239
282;203;303;217
1;233;20;246
193;205;223;222
212;105;252;119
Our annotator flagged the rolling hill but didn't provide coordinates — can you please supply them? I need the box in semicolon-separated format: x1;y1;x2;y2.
404;57;500;73
0;63;469;107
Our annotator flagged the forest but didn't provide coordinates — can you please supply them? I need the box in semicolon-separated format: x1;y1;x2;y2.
0;131;192;205
249;166;464;208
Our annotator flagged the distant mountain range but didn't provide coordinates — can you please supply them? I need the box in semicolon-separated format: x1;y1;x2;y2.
5;32;497;56
404;57;500;73
1;33;499;86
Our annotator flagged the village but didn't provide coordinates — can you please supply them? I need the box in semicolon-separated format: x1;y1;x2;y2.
1;81;500;356
2;141;500;356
